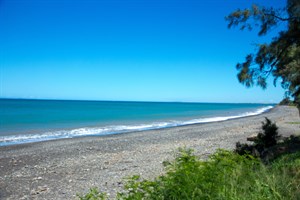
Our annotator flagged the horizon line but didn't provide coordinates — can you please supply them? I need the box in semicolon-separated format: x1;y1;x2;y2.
0;97;277;105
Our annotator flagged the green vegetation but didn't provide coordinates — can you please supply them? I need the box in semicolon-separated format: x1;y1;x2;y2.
236;118;280;160
286;122;300;124
77;188;107;200
226;0;300;111
279;98;296;106
235;118;300;163
78;118;300;199
78;148;300;200
116;148;300;200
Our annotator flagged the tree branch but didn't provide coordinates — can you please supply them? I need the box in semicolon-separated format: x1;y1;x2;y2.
264;12;297;21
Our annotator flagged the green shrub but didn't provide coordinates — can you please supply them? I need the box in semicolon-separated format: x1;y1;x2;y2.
119;149;300;200
235;118;281;160
77;188;107;200
255;118;279;148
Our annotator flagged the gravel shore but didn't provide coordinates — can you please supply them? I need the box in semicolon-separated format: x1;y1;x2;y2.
1;106;299;200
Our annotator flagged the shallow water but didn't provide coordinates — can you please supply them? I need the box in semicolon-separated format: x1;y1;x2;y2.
0;99;273;146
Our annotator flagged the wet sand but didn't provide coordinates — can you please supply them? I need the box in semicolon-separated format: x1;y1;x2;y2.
0;106;299;200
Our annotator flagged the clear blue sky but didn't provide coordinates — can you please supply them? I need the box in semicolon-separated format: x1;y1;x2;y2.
0;0;286;103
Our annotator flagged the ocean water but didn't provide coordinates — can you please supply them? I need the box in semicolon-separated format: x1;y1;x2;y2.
0;99;274;146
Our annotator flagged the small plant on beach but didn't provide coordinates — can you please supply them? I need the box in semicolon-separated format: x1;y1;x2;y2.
77;188;107;200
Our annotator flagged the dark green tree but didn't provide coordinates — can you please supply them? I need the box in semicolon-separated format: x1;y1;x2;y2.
226;0;300;112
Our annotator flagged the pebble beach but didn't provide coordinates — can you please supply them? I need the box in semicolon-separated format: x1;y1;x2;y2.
1;106;300;200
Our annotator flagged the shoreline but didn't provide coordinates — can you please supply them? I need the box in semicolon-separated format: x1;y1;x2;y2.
1;106;299;199
0;105;274;147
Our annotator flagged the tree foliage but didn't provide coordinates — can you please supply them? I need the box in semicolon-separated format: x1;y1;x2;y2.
226;0;300;108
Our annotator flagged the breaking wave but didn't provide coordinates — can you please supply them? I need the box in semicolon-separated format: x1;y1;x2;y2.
0;106;273;146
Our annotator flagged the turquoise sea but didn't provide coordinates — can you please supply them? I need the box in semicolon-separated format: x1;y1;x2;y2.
0;99;274;146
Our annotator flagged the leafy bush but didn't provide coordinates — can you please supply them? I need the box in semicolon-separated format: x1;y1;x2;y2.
77;188;107;200
116;148;259;200
235;141;255;155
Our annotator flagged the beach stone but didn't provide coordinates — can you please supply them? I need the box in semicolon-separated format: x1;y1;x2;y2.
30;185;49;195
37;186;49;192
20;195;29;200
30;190;38;195
33;176;43;181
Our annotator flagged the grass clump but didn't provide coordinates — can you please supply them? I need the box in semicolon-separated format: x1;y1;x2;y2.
286;122;300;124
77;188;107;200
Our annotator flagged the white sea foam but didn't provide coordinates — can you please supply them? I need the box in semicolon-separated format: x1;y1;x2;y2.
0;106;273;146
182;106;273;125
